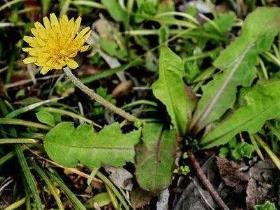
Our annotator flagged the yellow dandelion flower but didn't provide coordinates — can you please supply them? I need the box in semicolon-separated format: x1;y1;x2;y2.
23;13;91;74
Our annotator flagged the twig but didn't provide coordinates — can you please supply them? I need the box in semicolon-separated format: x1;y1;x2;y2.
188;151;229;210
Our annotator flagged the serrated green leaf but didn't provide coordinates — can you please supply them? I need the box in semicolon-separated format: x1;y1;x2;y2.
201;80;280;148
135;123;176;192
152;46;194;135
44;122;141;168
191;7;280;133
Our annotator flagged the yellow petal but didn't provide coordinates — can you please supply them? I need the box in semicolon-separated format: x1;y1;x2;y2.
59;15;68;32
37;29;48;39
60;15;69;23
46;58;55;67
68;18;76;38
34;22;44;29
25;48;39;56
54;63;63;69
23;36;40;48
35;37;46;46
31;28;39;37
79;27;90;37
23;36;34;44
22;47;31;52
37;57;48;65
50;13;59;26
74;17;82;34
66;59;79;69
74;28;90;44
23;57;37;64
68;52;78;58
43;17;51;29
83;31;91;42
80;45;89;52
40;67;50;74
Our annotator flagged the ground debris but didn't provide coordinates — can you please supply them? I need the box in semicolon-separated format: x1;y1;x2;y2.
130;188;153;209
105;166;133;191
216;157;249;193
246;160;280;209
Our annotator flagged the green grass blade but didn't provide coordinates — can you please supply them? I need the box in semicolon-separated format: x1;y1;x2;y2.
48;170;86;210
31;162;64;210
0;0;24;12
59;0;71;16
39;107;101;128
71;0;105;9
0;138;38;144
15;145;42;210
0;151;16;166
4;197;26;210
0;118;51;130
254;134;280;170
96;171;130;210
5;98;62;119
79;59;141;85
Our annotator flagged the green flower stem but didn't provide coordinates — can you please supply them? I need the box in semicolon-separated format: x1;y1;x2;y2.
64;67;139;123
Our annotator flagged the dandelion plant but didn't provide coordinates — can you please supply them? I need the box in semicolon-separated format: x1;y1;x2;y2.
1;2;280;209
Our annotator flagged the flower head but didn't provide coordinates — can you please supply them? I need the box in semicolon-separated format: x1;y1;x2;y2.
23;13;91;74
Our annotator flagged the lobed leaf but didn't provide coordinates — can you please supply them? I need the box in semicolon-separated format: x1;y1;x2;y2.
201;80;280;148
135;123;176;192
191;7;280;133
44;122;141;168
